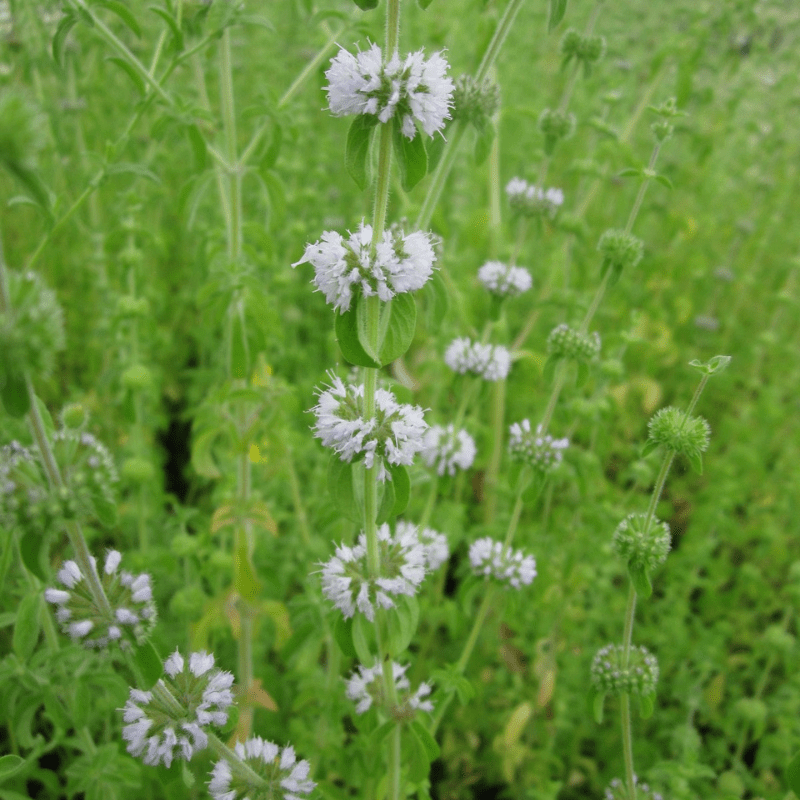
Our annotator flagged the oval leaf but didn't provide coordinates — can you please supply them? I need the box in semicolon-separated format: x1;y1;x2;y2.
378;293;417;366
346;116;377;190
133;640;164;689
393;120;428;192
335;302;380;368
1;372;30;417
628;563;652;599
13;593;41;661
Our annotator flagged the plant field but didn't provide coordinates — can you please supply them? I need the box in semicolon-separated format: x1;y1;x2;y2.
1;1;799;799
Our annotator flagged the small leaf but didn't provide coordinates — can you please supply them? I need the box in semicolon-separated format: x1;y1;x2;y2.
542;354;559;384
387;463;409;517
345;115;377;190
548;0;568;31
618;167;641;178
418;0;434;7
386;595;419;656
641;439;659;457
628;563;652;599
333;615;357;659
1;372;30;417
351;0;379;10
378;293;417;366
148;6;184;52
407;722;432;782
95;0;142;37
589;688;605;724
13;593;40;661
575;360;590;387
335;302;380;368
106;162;162;184
474;121;495;165
105;57;145;96
410;720;440;761
19;530;47;582
639;693;655;719
687;451;704;475
0;755;25;783
89;493;118;527
185;124;206;170
34;396;55;436
327;457;362;523
375;477;396;525
654;174;673;190
785;751;800;797
228;308;249;380
234;541;262;602
393;120;428;192
52;13;78;67
133;640;164;689
352;614;374;665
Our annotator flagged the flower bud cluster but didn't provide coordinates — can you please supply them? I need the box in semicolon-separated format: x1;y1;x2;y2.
0;270;65;383
320;522;427;621
647;407;710;460
311;375;427;480
122;650;234;767
597;229;644;273
612;513;671;573
469;537;537;589
0;441;52;533
450;74;500;129
591;643;659;697
651;119;674;143
444;337;512;381
605;776;664;800
505;178;564;218
538;108;576;153
45;551;156;648
560;28;606;75
325;43;454;139
346;662;433;718
420;423;477;476
508;419;569;472
294;221;436;314
209;737;315;800
546;323;601;362
477;261;532;297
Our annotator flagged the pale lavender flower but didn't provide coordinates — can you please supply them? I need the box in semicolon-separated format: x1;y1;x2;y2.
293;222;435;313
325;44;454;139
395;520;449;571
469;537;537;589
311;375;427;480
45;550;156;649
477;261;532;296
208;737;315;800
319;522;427;621
505;177;564;218
121;650;233;768
345;662;434;717
443;337;512;381
420;423;476;476
508;419;569;472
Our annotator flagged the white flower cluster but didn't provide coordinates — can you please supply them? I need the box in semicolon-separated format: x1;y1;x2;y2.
420;423;477;476
444;337;512;381
209;737;315;800
396;520;449;571
293;221;436;314
326;43;454;139
505;177;564;218
320;522;427;621
311;375;427;480
45;550;155;649
508;419;569;472
345;661;433;716
469;537;537;589
122;650;234;768
477;261;532;297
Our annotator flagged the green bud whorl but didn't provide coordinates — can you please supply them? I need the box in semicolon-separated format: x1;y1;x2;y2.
647;406;711;473
451;74;500;130
0;270;65;385
590;643;659;720
597;229;644;287
560;28;606;77
538;108;575;155
547;324;601;362
612;513;671;598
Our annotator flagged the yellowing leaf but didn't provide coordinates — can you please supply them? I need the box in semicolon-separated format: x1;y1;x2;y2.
248;443;262;463
502;701;532;749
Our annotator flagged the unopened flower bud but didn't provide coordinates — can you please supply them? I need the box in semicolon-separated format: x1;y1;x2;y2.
612;513;671;572
597;229;644;274
546;323;601;362
451;74;500;128
538;108;575;154
647;407;710;460
591;643;658;697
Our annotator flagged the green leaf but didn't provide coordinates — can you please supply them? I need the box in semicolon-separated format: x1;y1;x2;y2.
548;0;568;31
133;640;163;689
423;271;448;326
542;354;559;384
34;396;55;436
95;0;142;37
473;120;495;165
377;293;417;366
351;0;379;10
639;693;655;719
105;57;145;96
106;162;162;184
386;595;419;656
185;124;206;170
407;723;432;782
333;616;357;659
345;115;377;190
0;755;25;783
375;477;395;525
387;463;409;517
328;456;362;524
590;688;605;724
640;439;659;458
373;719;396;743
228;307;249;380
148;6;184;52
575;360;590;387
52;13;78;67
13;593;41;661
431;667;475;705
690;354;732;375
234;541;262;602
19;530;47;582
654;174;673;190
89;493;118;527
785;751;800;797
687;451;704;475
1;372;30;417
393;120;428;192
352;614;374;665
618;167;641;178
418;0;435;7
335;302;380;368
410;720;440;761
628;563;652;599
